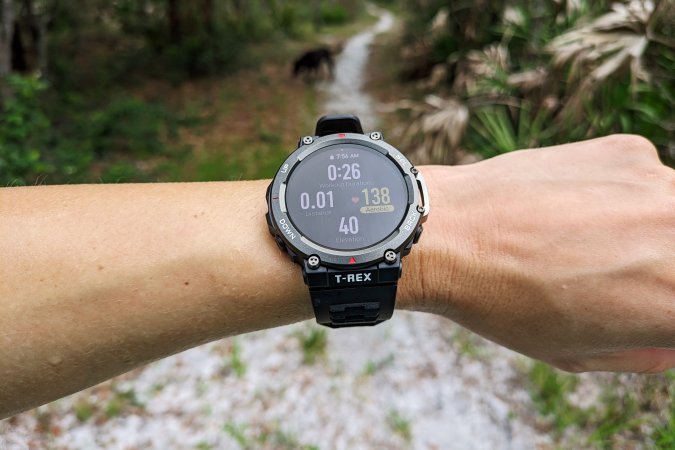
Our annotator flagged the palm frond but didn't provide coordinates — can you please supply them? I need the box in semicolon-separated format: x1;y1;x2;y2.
547;0;658;117
395;95;469;164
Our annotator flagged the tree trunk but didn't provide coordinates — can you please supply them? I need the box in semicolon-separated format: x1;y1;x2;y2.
202;0;213;36
36;1;46;76
167;0;180;44
0;0;15;101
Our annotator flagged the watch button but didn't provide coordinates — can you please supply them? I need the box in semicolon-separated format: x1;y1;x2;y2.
287;248;299;264
274;236;286;251
413;225;424;244
401;239;413;256
265;212;275;235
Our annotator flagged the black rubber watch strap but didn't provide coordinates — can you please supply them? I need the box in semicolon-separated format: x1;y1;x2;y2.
303;255;402;328
315;114;364;136
310;284;397;328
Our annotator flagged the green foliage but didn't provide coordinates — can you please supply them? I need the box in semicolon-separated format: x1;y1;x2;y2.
450;328;486;359
468;103;556;158
105;388;144;418
88;97;177;157
527;362;586;433
224;422;250;448
0;75;51;185
162;28;242;82
652;371;675;449
588;385;643;447
293;326;328;365
0;0;356;186
402;0;673;163
74;401;96;423
227;339;247;378
653;413;675;448
526;364;674;447
362;353;395;376
321;4;350;26
387;410;412;442
224;422;320;450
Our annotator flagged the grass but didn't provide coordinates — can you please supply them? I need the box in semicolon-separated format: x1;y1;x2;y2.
450;328;486;359
104;388;143;418
74;401;96;423
527;362;586;434
224;422;250;448
293;326;328;365
653;371;675;448
526;363;675;448
387;409;413;443
227;339;247;378
362;353;396;376
224;421;320;450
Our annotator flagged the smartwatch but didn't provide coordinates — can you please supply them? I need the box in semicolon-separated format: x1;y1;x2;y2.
265;114;429;328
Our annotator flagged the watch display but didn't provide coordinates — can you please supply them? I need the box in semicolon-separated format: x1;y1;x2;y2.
285;143;408;251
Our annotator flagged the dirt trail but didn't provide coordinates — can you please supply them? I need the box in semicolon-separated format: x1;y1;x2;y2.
319;6;394;130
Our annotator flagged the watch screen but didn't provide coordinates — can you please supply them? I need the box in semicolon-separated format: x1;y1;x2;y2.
285;143;408;250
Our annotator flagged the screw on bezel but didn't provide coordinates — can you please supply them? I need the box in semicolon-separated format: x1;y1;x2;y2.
302;136;314;145
307;254;321;269
384;249;397;264
369;131;382;140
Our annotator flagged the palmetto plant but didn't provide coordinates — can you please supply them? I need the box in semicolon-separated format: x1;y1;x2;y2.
397;95;469;165
469;102;557;157
397;0;673;165
547;0;671;117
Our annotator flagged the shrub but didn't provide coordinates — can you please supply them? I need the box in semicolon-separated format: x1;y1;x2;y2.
321;4;350;26
0;75;51;186
87;97;176;157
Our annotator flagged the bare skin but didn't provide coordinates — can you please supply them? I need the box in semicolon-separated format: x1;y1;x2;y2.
0;134;673;419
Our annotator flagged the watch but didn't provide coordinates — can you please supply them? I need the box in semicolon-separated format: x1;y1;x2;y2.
265;114;429;328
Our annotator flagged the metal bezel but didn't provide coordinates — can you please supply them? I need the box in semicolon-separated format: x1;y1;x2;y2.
268;132;425;268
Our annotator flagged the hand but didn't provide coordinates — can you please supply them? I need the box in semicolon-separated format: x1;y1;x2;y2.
403;135;675;372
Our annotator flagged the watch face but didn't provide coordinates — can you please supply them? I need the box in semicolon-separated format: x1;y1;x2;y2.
285;143;409;251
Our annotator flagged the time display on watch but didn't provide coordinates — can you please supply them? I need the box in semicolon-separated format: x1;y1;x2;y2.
285;143;408;250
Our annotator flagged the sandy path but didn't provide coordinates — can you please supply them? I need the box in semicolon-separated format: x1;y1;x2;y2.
319;7;395;130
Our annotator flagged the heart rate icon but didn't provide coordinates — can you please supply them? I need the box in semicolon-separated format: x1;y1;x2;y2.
351;197;359;204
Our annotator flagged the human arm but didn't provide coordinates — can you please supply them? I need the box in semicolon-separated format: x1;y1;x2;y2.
0;179;314;419
1;134;673;419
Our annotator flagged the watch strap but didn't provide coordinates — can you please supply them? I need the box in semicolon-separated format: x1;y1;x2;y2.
310;285;397;327
303;255;401;328
315;114;364;137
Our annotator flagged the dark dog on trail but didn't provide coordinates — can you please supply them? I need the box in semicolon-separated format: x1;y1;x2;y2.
293;47;334;81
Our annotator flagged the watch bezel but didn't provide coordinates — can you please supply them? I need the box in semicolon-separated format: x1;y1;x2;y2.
268;132;425;268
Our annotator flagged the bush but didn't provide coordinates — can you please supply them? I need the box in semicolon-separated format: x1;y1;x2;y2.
0;75;51;186
163;28;241;81
321;4;350;26
87;97;176;157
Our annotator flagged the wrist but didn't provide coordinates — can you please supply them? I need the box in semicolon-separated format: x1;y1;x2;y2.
396;165;481;316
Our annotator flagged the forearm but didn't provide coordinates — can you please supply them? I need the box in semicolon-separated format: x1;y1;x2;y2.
0;174;454;418
0;180;316;418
